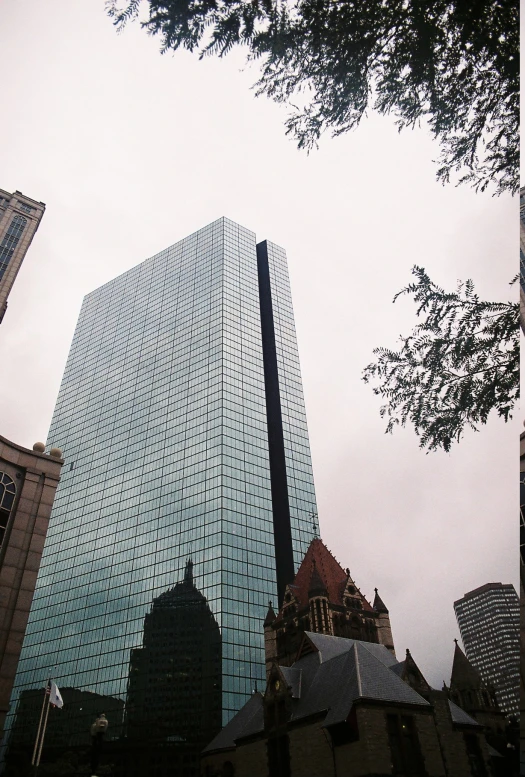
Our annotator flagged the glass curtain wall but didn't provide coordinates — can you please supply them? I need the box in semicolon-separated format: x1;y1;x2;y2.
5;218;318;773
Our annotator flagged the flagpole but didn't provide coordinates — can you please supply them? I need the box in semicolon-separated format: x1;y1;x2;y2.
31;680;49;767
34;681;51;776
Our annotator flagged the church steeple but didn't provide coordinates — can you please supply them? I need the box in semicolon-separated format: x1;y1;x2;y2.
373;587;395;656
450;640;484;691
264;601;277;627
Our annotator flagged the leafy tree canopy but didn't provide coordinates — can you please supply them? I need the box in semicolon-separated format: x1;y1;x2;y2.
106;0;518;194
362;267;519;452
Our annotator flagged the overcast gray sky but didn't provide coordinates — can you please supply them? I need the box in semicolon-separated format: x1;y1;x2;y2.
0;0;518;689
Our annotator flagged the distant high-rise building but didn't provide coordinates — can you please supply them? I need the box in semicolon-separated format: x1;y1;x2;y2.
7;218;318;763
0;189;45;324
454;583;520;717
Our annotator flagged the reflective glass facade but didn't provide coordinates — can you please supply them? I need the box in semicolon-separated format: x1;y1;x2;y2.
6;218;317;771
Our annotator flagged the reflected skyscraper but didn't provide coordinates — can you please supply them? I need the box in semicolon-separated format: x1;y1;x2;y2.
125;560;221;776
7;218;318;747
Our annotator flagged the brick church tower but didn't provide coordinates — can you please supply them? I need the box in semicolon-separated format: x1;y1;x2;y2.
264;538;395;676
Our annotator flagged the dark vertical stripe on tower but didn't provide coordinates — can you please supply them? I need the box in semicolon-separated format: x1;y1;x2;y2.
256;240;294;607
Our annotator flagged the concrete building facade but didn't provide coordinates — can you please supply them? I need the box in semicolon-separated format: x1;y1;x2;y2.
0;435;62;739
454;582;520;717
0;189;45;325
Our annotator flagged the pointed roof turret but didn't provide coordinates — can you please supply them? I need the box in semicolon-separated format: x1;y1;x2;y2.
450;640;484;691
308;560;328;598
373;588;389;613
264;601;277;627
395;648;432;694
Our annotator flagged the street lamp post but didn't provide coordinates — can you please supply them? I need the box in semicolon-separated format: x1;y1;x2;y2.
90;712;109;776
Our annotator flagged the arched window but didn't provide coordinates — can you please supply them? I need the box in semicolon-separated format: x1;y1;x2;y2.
0;472;17;548
0;214;27;280
223;761;235;777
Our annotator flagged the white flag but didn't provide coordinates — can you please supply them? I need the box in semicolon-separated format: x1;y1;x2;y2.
49;681;63;709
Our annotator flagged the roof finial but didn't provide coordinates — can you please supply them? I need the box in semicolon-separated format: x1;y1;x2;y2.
374;587;378;594
184;558;194;585
453;638;458;645
253;679;258;694
312;512;318;539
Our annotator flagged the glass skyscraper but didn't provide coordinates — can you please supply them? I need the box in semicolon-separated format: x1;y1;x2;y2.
6;218;317;771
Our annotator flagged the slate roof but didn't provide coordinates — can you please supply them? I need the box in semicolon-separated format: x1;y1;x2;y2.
280;666;302;699
203;634;436;754
202;693;264;754
291;635;429;727
282;538;374;615
448;699;482;727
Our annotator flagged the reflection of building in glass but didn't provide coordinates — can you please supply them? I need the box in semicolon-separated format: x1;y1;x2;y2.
8;218;318;748
5;686;123;775
124;560;221;776
0;188;45;324
454;583;520;717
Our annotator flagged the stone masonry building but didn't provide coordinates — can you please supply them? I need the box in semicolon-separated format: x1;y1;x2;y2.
0;435;62;739
202;539;493;777
263;537;394;677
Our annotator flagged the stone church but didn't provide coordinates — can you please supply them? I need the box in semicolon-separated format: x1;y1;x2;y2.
263;537;394;676
202;538;498;777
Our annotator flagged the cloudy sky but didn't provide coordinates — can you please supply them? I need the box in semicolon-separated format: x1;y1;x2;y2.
0;0;518;688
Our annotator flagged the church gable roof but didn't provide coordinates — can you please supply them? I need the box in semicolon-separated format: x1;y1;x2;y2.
284;538;373;614
396;649;432;692
450;641;485;691
203;635;433;755
291;636;430;726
